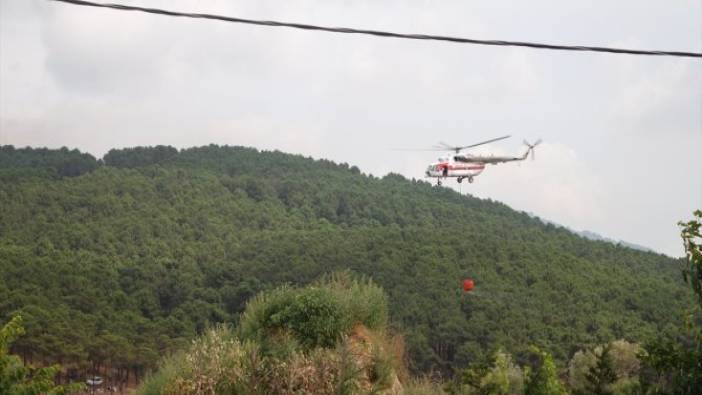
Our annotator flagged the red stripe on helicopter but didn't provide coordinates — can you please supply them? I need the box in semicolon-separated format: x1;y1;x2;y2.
442;164;485;170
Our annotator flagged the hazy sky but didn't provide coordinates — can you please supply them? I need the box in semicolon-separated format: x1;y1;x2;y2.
1;0;700;256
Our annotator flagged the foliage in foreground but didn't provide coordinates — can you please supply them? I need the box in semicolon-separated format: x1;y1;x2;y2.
138;273;403;395
0;315;83;395
568;340;640;395
637;210;702;394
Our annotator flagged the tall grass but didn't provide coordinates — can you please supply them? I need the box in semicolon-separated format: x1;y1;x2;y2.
404;377;447;395
136;350;188;395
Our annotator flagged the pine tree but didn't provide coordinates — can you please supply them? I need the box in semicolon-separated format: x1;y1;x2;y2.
585;343;618;395
524;347;567;395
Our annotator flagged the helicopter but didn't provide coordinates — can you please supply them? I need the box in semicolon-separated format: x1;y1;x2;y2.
424;135;541;185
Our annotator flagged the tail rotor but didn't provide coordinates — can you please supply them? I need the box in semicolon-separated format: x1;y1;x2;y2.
523;139;542;160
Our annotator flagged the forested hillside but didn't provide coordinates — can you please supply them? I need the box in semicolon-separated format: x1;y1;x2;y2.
0;145;692;382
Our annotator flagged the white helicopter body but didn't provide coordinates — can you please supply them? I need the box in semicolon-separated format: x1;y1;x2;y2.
423;136;541;185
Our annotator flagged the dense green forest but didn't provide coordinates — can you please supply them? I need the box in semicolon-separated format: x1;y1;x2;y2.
0;145;694;386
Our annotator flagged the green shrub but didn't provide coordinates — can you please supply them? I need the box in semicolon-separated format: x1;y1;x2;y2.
263;286;344;348
239;272;389;351
320;271;389;332
238;286;296;343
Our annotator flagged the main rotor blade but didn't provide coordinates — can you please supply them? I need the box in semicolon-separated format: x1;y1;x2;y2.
391;148;451;151
437;141;455;150
458;135;511;150
392;135;515;152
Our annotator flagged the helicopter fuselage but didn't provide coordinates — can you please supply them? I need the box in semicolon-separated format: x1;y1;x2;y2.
425;156;485;184
421;138;539;185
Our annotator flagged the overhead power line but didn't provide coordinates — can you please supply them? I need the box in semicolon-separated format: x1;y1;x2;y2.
50;0;701;59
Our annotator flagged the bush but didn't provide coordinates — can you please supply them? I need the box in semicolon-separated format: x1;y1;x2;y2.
320;271;389;332
239;271;389;351
263;287;344;348
138;273;401;395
